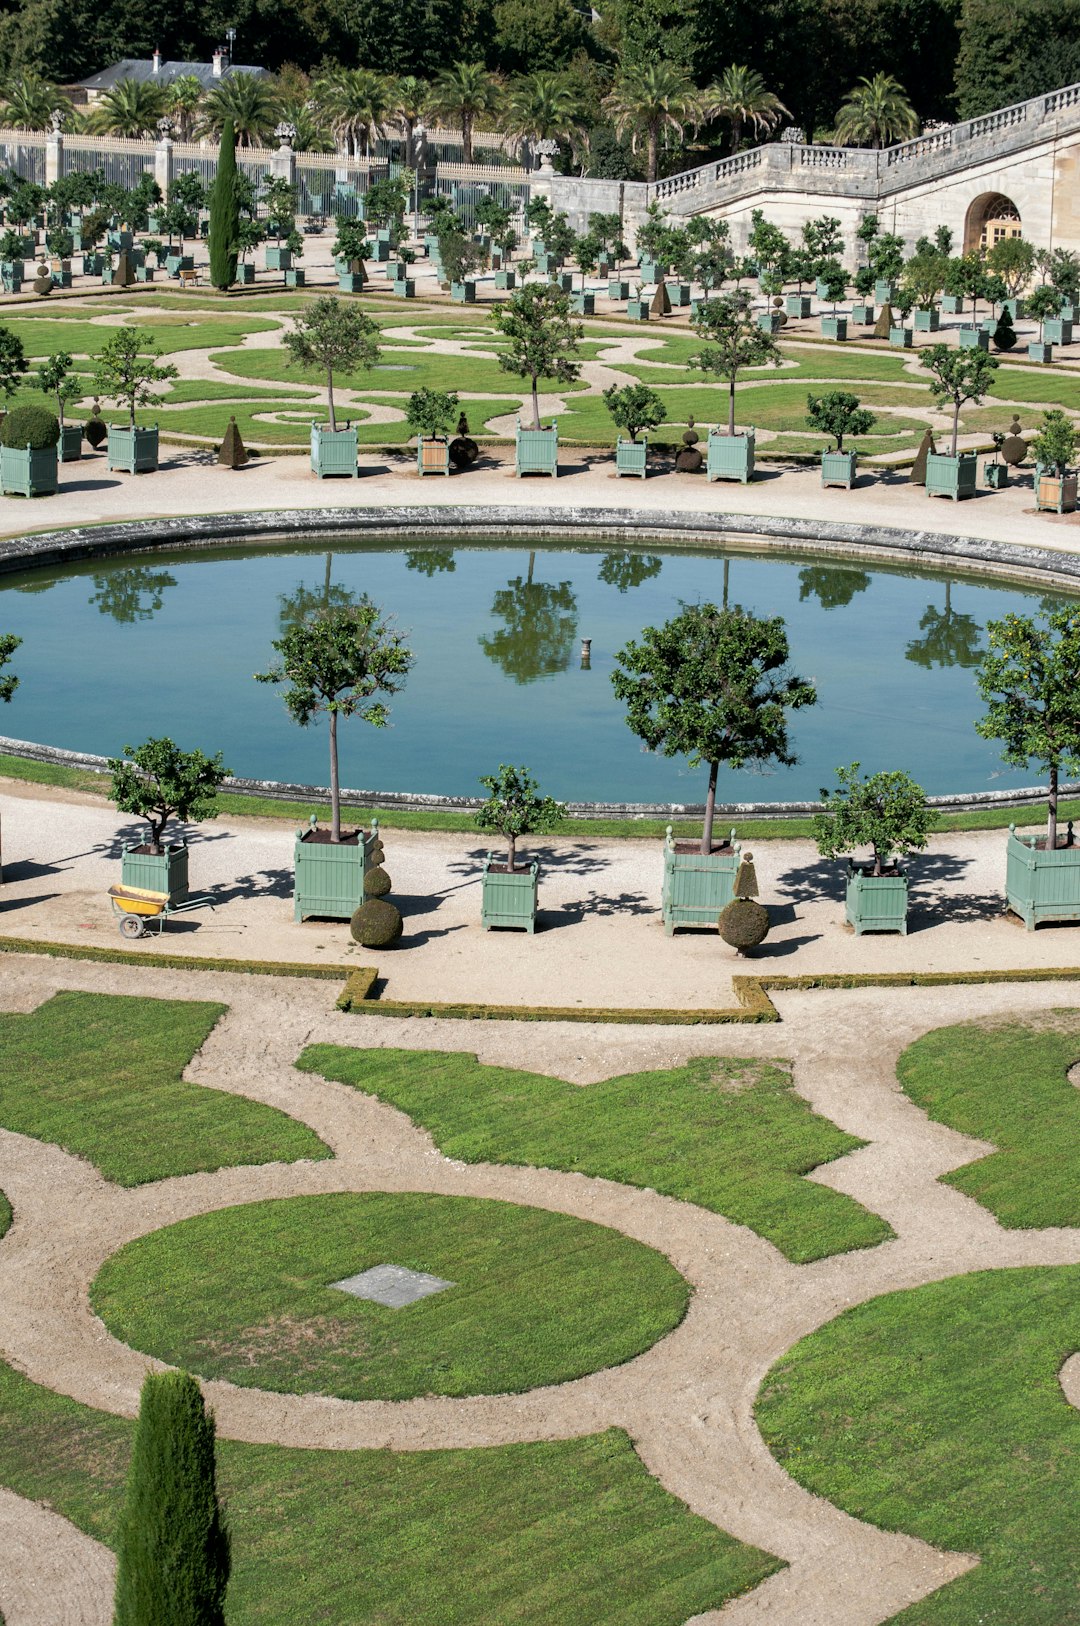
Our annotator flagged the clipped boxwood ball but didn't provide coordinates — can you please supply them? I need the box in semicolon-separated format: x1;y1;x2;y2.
369;841;385;864
350;898;403;947
1;404;60;449
364;863;392;898
718;898;770;954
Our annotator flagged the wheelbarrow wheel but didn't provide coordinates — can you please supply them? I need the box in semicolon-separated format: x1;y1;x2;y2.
119;914;145;939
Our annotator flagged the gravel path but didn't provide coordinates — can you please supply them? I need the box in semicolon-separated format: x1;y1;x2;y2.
1;954;1079;1624
0;1488;114;1626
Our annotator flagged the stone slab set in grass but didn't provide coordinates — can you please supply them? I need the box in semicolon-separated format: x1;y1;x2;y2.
756;1267;1080;1625
0;1358;780;1625
90;1191;689;1401
297;1048;893;1263
0;991;328;1184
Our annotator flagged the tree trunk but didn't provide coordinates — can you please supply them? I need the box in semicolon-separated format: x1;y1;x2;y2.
701;759;719;855
463;113;473;165
647;124;658;184
1048;760;1059;850
404;122;415;169
873;844;883;877
951;400;960;457
507;831;516;869
327;366;336;432
728;377;736;436
531;376;541;430
329;709;341;843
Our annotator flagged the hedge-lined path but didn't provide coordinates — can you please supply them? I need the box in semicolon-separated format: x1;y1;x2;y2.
3;958;1080;1622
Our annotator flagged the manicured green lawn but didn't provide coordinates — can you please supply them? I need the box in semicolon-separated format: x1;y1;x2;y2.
0;1190;9;1238
211;345;590;397
91;1190;689;1400
897;1016;1080;1227
5;315;279;358
757;1267;1080;1624
0;992;328;1184
0;1358;781;1624
553;382;929;445
989;365;1080;410
296;1049;893;1263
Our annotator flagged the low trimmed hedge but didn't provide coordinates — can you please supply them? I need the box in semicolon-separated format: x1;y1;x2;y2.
0;936;349;981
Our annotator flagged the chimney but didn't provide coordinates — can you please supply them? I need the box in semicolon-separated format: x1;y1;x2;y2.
212;47;227;76
151;46;161;74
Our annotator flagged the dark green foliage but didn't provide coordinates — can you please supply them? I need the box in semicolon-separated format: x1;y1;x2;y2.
107;736;229;850
805;391;876;451
956;0;1080;117
364;863;392;896
814;762;932;874
350;897;403;945
0;632;19;704
718;898;770;952
0;324;27;397
603;382;667;441
494;282;582;429
113;1371;229;1626
0;404;58;449
475;762;565;866
992;308;1017;350
208;119;239;291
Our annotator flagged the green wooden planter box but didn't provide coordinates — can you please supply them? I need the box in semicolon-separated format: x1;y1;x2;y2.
874;280;898;304
107;424;159;474
495;269;516;290
785;294;811;317
165;253;194;276
0;443;58;497
393;279;416;298
58;424;82;462
0;263;21;293
707;429;755;483
958;325;990;351
121;841;188;907
1005;823;1080;928
236;262;255;284
1059;302;1079;322
51;269;72;288
821;315;848;340
850;302;875;324
264;246;292;270
293;825;374;923
550;273;574;293
81;253;103;277
310;423;358;479
757;311;782;334
1043;318;1073;345
941;294;962;314
386;261;407;281
1035;466;1078;512
925;450;977;500
608;279;630;300
662;826;740;935
1029;341;1054;363
108;229;133;251
338;271;365;292
615;435;647;477
480;856;539;932
534;252;557;274
845;863;909;934
451;280;476;303
626;299;650;321
815;276;833;301
570;291;595;315
889;326;913;348
984;459;1008;488
515;420;558;477
821;449;857;488
417;435;451;476
638;258;660;283
668;282;691;307
914;309;940;332
134;265;155;282
284;269;305;288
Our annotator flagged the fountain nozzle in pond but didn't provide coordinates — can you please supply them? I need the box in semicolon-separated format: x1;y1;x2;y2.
580;638;592;669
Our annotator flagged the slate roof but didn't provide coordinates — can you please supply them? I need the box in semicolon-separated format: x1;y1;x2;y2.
76;59;270;92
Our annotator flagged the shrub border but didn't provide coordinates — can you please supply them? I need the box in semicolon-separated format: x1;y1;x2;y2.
0;935;354;981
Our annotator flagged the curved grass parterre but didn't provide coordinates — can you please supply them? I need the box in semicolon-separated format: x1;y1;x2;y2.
90;1191;690;1401
756;1267;1080;1625
296;1048;893;1262
0;992;329;1185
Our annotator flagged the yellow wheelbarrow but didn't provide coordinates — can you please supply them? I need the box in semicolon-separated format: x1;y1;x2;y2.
108;884;216;939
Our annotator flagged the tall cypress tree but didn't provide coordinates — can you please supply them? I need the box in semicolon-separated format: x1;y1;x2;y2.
208;117;239;291
113;1371;230;1626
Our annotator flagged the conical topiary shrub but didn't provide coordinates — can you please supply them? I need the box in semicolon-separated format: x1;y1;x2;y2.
718;850;769;952
113;1370;230;1626
217;414;247;468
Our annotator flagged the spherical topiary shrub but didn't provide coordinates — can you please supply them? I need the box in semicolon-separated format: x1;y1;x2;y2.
364;863;392;898
369;840;385;864
85;402;108;449
350;898;403;947
718;898;770;954
0;405;60;449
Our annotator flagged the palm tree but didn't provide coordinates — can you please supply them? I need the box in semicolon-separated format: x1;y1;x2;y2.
386;75;427;168
505;72;582;164
833;74;919;148
2;75;59;131
316;68;394;159
200;73;279;147
166;74;204;141
602;62;698;184
279;98;334;154
89;79;168;137
705;65;789;155
426;61;504;165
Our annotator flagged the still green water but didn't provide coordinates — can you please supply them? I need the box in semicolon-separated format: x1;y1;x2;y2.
0;537;1067;804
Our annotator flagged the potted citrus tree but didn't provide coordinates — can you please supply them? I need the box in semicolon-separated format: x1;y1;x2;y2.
691;292;781;482
95;328;178;474
806;391;876;488
977;606;1080;928
407;386;458;477
920;344;998;501
255;597;413;922
107;736;230;907
603;383;666;478
496;283;582;475
333;217;370;293
285;297;380;479
0;405;60;497
612;602;816;935
1029;409;1078;513
475;763;565;933
1025;285;1060;362
817;261;849;340
813;762;932;934
37;350;83;461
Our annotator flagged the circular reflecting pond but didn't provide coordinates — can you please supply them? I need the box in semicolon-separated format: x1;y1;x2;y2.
0;536;1068;803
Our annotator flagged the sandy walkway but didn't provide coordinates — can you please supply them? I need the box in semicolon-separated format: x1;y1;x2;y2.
1;953;1079;1624
0;1489;114;1626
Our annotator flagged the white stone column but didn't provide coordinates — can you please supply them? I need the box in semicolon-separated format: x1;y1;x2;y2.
155;124;173;202
45;119;62;188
